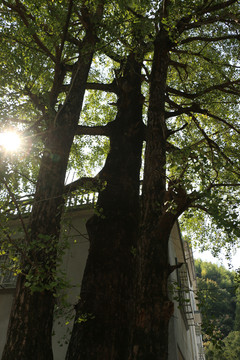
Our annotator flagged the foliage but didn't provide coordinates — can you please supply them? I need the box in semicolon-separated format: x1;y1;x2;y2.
234;287;240;331
195;260;238;354
205;331;240;360
1;0;240;250
1;0;240;358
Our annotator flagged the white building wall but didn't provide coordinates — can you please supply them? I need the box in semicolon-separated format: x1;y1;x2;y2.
52;209;92;360
168;223;204;360
0;291;15;358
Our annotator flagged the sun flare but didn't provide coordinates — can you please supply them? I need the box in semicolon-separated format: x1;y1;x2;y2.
0;131;21;152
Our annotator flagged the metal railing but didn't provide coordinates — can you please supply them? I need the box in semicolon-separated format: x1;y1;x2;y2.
3;190;98;218
0;191;98;288
177;264;195;327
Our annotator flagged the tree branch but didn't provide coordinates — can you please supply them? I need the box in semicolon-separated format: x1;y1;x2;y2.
65;33;82;47
64;176;102;194
75;124;110;136
58;0;74;61
181;34;240;45
165;98;201;118
3;0;56;62
201;110;240;135
208;182;240;189
167;123;188;137
2;229;36;269
98;40;124;63
168;262;184;275
169;59;188;70
172;49;240;70
60;80;118;94
3;180;29;241
23;86;47;114
126;5;145;19
86;80;118;93
189;204;212;215
167;78;240;99
22;115;47;135
191;114;236;167
196;0;238;15
178;8;239;33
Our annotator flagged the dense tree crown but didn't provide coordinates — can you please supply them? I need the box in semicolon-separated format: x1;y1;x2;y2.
0;1;240;360
195;260;240;359
195;260;236;340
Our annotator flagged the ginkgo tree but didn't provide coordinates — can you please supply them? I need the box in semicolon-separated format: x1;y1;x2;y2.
1;1;240;360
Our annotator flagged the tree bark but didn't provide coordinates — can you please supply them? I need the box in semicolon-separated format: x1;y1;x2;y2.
2;31;97;360
129;29;174;360
66;54;144;360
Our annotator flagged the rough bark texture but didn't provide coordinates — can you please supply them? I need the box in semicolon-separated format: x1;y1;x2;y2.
2;33;97;360
129;30;174;360
66;54;144;360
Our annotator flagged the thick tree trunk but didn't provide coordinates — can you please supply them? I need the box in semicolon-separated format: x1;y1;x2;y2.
1;276;55;360
2;36;96;360
2;127;75;360
129;30;174;360
130;215;175;360
66;54;144;360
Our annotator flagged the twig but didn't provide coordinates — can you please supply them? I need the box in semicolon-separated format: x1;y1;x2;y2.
3;180;29;241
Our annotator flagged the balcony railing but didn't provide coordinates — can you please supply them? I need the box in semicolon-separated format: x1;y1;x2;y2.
1;191;97;288
4;190;98;218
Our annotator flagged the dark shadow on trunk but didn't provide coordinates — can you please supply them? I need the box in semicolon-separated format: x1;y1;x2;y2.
66;54;144;360
129;30;175;360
